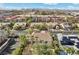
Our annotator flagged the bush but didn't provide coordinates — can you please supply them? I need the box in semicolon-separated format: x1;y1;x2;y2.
33;23;48;30
32;44;54;55
12;47;23;55
76;50;79;55
19;35;27;46
25;17;32;26
12;35;29;55
65;48;75;55
9;22;15;29
27;28;33;34
13;25;22;30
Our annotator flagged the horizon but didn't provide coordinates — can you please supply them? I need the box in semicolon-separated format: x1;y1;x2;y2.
0;3;79;10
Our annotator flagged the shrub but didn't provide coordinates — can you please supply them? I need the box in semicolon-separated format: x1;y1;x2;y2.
12;47;23;55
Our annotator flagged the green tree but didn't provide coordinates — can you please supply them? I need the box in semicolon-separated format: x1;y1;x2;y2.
34;23;48;30
19;35;27;46
5;28;11;36
76;50;79;55
12;35;28;55
13;24;22;30
32;44;53;55
12;47;23;55
65;48;75;55
9;21;15;29
54;48;63;55
27;28;33;34
25;17;32;27
41;11;47;15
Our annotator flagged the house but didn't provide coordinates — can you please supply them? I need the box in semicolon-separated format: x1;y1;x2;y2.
31;31;52;45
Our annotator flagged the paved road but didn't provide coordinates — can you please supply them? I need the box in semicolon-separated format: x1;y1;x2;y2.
0;30;27;36
0;38;20;55
49;29;79;34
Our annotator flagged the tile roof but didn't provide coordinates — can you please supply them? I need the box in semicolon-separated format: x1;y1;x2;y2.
32;31;52;41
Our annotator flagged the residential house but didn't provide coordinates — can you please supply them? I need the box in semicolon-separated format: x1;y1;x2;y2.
31;31;52;45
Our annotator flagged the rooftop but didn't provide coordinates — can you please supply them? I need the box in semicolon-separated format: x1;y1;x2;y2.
32;31;52;41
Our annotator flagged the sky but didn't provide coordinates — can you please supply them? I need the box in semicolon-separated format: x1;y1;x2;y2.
0;3;79;10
